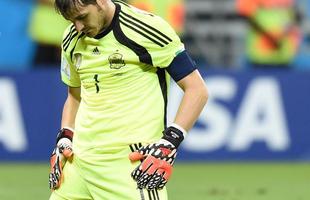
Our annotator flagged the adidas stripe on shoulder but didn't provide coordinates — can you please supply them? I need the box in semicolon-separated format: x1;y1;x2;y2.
62;24;78;52
118;9;172;48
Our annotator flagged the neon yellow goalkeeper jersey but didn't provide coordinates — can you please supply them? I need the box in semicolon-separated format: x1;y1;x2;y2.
60;2;184;157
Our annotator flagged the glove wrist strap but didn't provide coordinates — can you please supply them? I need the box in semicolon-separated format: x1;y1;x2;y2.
56;128;74;144
162;125;185;148
170;123;187;137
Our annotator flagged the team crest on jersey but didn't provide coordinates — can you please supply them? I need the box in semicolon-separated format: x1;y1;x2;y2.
108;51;125;69
73;53;82;69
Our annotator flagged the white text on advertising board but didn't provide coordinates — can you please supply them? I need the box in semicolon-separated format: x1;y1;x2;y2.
0;78;27;152
168;76;290;152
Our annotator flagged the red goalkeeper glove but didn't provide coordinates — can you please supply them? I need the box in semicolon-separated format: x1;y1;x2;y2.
49;128;74;190
129;125;185;190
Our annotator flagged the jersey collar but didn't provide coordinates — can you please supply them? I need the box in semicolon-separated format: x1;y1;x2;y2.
94;3;121;39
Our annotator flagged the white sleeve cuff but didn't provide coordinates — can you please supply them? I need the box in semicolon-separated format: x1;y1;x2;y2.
170;123;187;137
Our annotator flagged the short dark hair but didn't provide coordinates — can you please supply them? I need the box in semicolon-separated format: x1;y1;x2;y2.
54;0;97;19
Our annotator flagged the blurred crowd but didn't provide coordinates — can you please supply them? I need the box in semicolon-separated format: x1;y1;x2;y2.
1;0;310;71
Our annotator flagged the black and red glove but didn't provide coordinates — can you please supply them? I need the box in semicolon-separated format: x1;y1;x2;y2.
49;128;74;190
129;125;186;190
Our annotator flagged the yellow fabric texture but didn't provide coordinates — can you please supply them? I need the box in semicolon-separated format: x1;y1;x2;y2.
60;3;184;160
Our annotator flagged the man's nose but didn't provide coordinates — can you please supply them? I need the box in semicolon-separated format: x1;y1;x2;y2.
74;21;84;32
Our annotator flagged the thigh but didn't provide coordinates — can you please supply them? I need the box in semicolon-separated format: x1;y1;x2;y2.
49;156;92;200
77;145;168;200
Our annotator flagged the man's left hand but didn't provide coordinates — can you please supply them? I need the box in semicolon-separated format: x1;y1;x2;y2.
129;125;185;190
129;139;177;190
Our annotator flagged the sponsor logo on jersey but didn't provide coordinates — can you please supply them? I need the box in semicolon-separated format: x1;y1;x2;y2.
92;47;100;55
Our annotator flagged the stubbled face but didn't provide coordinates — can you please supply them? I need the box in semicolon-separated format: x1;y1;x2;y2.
67;3;107;38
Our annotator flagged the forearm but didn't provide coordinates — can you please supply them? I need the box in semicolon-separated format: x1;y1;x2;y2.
174;87;208;131
173;70;208;131
61;87;81;129
50;87;79;189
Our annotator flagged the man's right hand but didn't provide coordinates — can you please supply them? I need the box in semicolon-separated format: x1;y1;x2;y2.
49;128;74;190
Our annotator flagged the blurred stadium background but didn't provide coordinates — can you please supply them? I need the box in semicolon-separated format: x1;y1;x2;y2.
0;0;310;199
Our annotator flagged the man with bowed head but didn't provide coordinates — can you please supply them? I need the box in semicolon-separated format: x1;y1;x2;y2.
49;0;208;199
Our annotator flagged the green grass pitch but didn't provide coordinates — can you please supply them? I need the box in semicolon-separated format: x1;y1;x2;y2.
0;162;309;200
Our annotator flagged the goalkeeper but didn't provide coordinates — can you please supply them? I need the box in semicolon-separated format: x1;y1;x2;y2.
49;0;208;199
